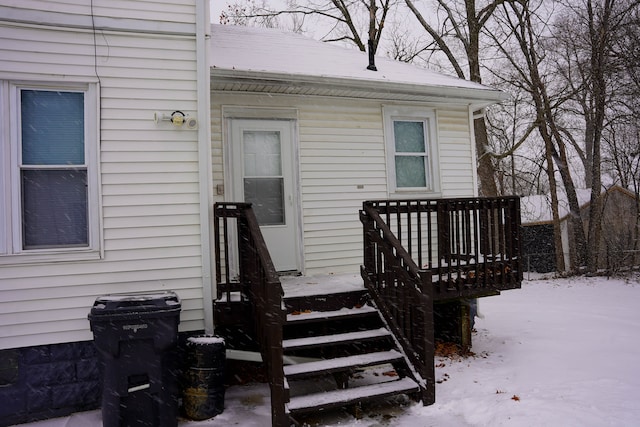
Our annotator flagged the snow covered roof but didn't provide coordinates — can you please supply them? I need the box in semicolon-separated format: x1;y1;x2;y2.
210;24;507;107
520;186;636;224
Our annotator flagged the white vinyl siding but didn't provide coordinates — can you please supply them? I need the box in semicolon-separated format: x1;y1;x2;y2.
298;102;386;272
0;1;203;350
212;93;477;276
437;109;476;198
0;0;196;34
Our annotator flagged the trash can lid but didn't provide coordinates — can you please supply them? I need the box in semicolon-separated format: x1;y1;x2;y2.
90;291;181;316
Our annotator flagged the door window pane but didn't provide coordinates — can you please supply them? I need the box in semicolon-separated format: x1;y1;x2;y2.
243;131;281;176
244;178;284;225
243;130;285;226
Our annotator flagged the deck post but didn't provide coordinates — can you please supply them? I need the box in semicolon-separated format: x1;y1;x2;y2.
419;271;436;405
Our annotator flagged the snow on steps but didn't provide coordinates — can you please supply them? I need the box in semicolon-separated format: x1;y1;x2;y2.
282;328;391;350
287;377;420;414
283;350;404;378
286;304;378;323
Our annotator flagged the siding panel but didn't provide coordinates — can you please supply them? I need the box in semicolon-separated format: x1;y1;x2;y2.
0;1;203;350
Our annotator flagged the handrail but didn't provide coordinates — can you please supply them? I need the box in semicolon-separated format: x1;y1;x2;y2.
360;203;436;405
360;196;522;405
364;197;522;299
213;203;288;427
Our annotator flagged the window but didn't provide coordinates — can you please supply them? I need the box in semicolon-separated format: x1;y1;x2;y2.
0;82;99;260
384;106;439;195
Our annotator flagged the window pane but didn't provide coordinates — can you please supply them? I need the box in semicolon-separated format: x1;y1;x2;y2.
22;169;88;248
243;131;282;176
395;156;427;188
244;178;284;226
394;121;425;153
21;90;85;165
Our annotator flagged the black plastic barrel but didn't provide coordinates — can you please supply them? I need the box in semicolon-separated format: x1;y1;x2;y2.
88;291;181;427
182;335;226;420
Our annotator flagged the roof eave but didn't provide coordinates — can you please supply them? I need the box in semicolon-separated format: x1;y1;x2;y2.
210;68;508;107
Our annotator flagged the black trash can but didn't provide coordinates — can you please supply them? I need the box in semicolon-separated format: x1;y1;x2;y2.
88;291;181;427
182;335;226;420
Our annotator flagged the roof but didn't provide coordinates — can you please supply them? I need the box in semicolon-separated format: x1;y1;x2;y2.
521;186;637;224
210;24;507;106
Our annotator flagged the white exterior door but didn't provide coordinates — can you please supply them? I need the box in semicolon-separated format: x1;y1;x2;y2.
229;119;300;272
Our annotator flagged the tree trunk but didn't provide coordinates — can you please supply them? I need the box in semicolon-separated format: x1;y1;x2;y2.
474;117;499;196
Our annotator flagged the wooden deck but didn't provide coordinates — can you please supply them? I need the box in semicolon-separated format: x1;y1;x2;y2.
212;198;522;426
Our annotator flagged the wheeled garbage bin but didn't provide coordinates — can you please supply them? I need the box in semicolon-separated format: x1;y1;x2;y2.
88;291;181;427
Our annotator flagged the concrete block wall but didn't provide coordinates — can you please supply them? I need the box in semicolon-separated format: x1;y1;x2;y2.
0;342;101;426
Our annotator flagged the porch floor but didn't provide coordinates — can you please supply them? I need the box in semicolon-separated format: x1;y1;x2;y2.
279;273;364;298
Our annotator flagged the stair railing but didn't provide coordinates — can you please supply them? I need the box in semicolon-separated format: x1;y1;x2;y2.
363;197;522;300
213;202;288;427
360;202;436;405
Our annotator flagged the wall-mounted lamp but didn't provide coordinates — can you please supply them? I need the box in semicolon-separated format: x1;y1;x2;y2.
154;110;198;129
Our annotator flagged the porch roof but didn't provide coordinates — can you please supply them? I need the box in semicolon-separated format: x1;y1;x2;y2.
210;24;507;108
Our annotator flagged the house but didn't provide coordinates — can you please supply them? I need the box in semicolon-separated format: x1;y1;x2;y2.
520;186;639;273
0;1;212;424
0;3;521;425
208;24;522;425
209;23;509;275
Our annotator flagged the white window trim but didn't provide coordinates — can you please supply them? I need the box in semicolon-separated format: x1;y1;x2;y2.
0;82;8;256
0;81;101;264
383;105;441;198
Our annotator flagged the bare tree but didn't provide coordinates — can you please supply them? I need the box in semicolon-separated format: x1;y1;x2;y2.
219;1;396;55
403;0;511;196
488;0;598;271
485;91;542;196
550;0;640;272
219;0;285;28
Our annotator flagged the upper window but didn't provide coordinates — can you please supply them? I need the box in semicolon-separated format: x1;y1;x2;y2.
384;106;439;195
0;82;99;260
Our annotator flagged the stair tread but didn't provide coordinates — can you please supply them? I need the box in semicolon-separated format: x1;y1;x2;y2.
287;377;419;413
286;305;377;323
284;350;403;377
283;328;391;350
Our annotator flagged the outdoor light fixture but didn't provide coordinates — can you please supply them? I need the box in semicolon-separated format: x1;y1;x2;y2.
154;110;198;129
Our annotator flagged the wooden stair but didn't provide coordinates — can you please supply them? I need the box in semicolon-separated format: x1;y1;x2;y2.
282;290;422;423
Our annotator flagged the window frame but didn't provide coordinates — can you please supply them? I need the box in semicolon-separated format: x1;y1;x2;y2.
383;105;440;197
0;81;101;263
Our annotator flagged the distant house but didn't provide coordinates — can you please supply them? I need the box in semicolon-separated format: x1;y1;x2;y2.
520;186;639;272
1;5;521;425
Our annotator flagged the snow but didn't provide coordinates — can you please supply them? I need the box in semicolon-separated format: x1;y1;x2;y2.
210;24;506;100
520;189;592;224
280;273;364;297
286;305;378;323
283;328;391;350
283;350;402;377
20;274;640;427
187;335;225;345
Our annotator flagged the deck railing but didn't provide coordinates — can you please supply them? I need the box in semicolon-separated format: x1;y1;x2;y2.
213;203;288;426
363;197;522;300
360;204;436;405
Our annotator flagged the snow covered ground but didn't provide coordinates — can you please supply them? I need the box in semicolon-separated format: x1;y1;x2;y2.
20;274;640;427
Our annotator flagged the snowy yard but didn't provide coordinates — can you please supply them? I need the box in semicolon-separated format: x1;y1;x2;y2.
24;274;640;427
